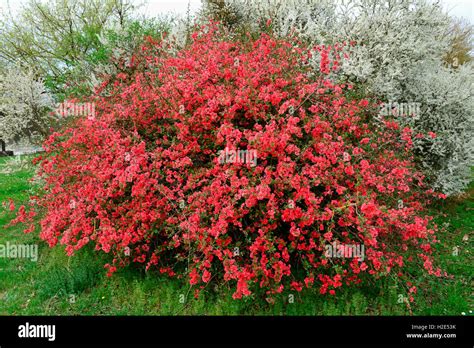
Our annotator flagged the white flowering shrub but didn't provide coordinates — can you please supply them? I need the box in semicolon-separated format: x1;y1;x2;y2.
200;0;474;195
0;67;53;143
404;62;473;195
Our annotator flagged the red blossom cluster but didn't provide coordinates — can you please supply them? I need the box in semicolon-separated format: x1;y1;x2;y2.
12;25;444;300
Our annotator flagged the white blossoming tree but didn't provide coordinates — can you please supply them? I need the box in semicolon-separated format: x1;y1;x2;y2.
0;67;54;144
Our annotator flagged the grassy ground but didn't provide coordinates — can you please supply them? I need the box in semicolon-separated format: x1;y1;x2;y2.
0;155;472;315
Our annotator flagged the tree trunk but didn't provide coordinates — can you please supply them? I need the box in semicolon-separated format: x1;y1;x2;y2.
0;139;14;156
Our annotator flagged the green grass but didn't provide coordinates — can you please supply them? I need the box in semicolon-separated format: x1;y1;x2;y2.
0;155;472;315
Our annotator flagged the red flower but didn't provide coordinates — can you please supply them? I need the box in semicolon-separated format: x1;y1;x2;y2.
361;202;379;219
202;270;211;283
8;199;15;212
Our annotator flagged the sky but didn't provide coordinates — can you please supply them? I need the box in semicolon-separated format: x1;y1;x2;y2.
440;0;473;23
138;0;202;17
1;0;473;23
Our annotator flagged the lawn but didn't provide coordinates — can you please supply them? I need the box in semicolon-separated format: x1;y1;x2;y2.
0;155;472;315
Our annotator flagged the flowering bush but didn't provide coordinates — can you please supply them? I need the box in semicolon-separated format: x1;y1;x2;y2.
13;25;444;300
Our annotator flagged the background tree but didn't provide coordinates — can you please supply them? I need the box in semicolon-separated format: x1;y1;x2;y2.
201;0;243;29
444;18;473;68
0;0;173;146
0;67;53;144
0;0;138;99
